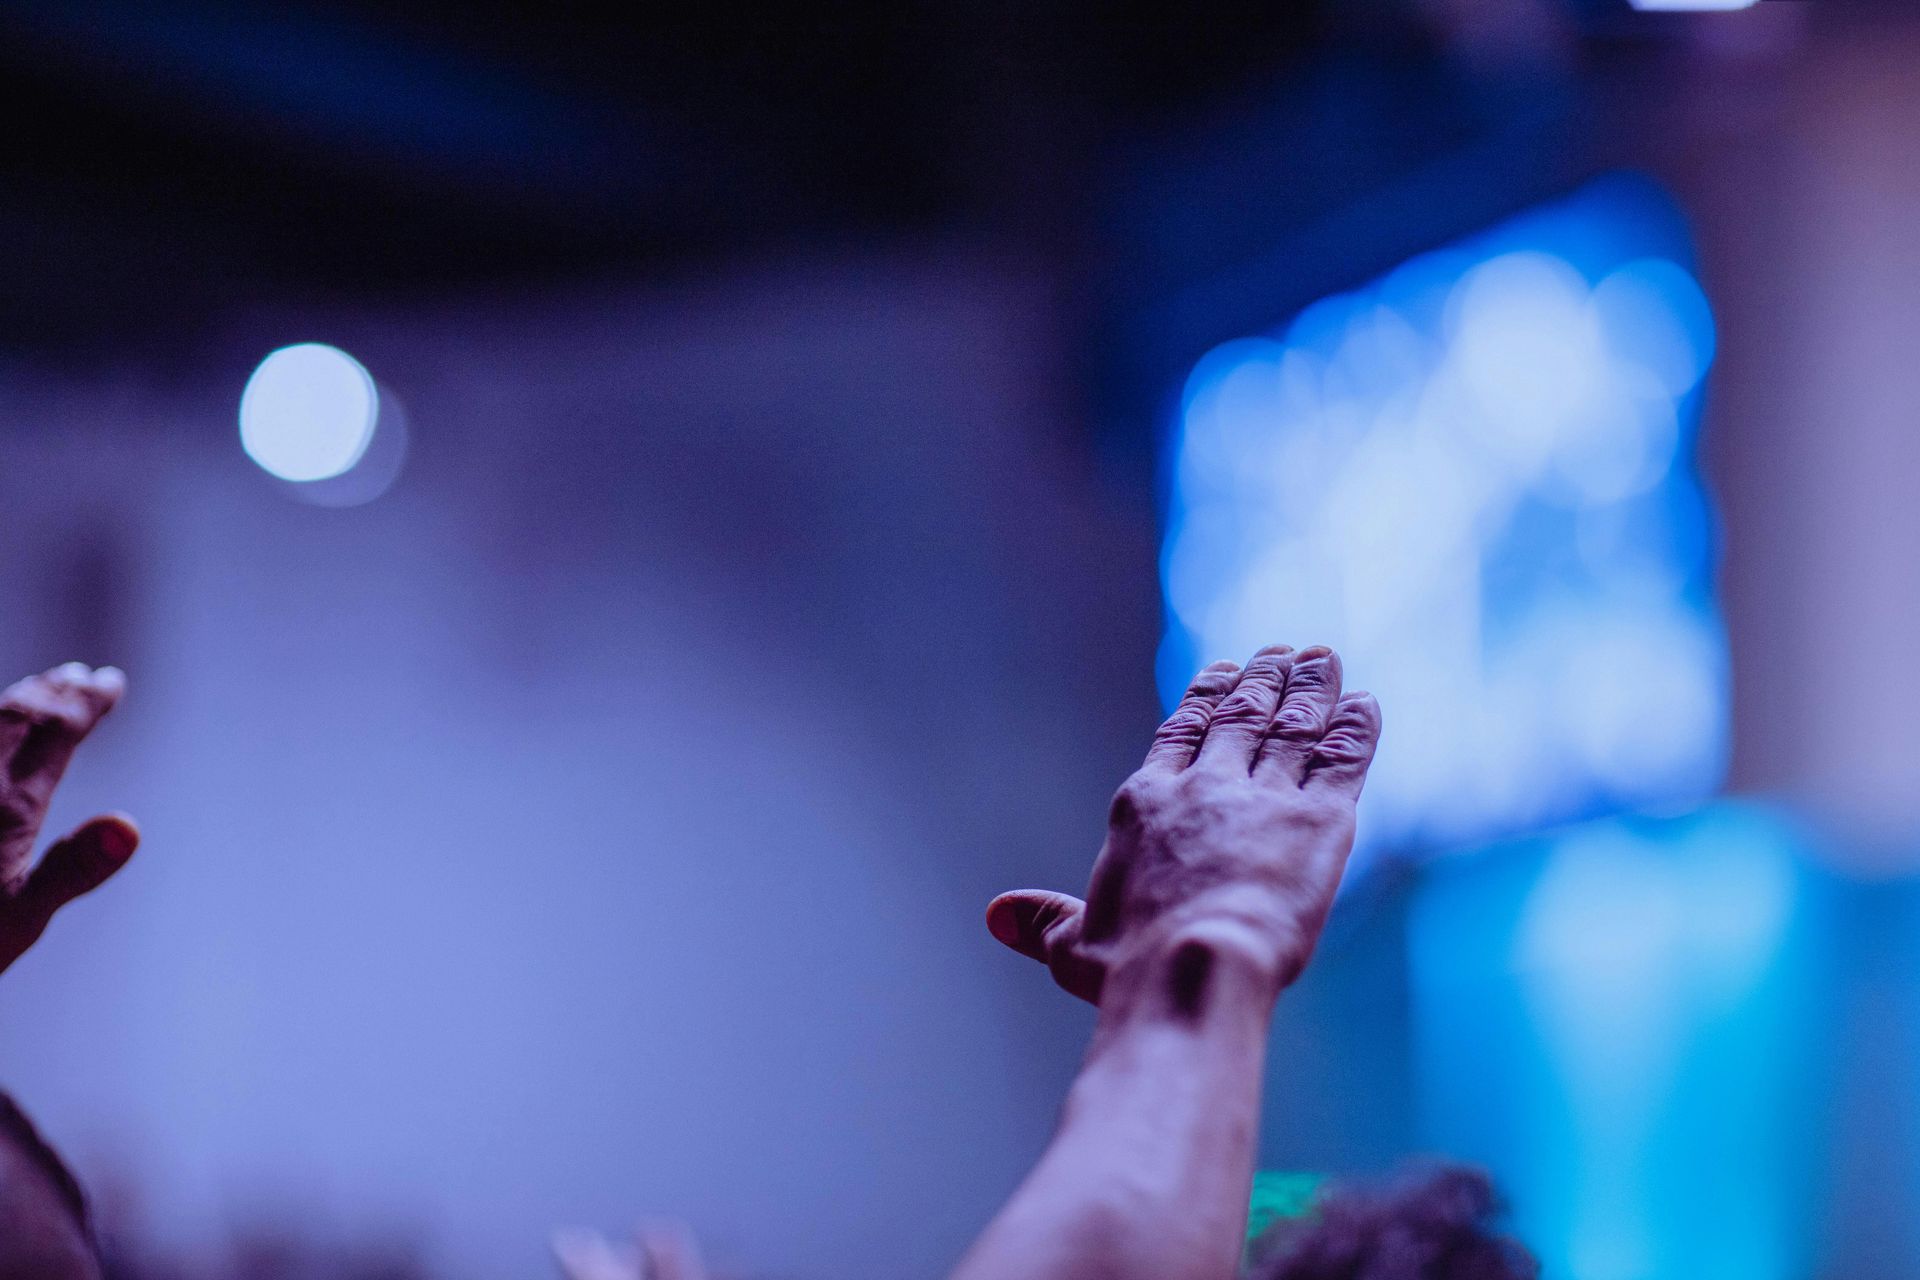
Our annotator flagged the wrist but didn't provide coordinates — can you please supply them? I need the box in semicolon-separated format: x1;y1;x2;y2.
1096;912;1291;1033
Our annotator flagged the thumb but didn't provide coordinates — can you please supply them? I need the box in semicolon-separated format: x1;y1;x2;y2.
986;889;1104;1003
21;813;140;918
986;889;1086;963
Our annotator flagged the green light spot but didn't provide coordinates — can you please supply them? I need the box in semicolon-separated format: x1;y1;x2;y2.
1247;1170;1325;1245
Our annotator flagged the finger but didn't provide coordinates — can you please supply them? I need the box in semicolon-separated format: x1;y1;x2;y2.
0;815;138;972
637;1222;707;1280
1193;645;1296;771
553;1229;640;1280
985;889;1103;1003
1253;647;1342;784
0;667;87;760
987;889;1083;962
1305;692;1383;798
2;663;125;787
18;814;140;913
1140;660;1241;773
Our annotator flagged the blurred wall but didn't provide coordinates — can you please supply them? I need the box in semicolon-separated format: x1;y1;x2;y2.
1680;7;1920;863
0;247;1162;1279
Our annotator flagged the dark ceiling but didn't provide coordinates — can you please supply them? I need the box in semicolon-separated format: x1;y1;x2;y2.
0;0;1355;354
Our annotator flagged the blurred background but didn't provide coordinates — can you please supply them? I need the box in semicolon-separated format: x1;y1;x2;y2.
0;0;1912;1276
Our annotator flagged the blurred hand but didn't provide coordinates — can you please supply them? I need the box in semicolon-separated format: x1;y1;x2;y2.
0;662;138;976
987;646;1380;1003
553;1224;706;1280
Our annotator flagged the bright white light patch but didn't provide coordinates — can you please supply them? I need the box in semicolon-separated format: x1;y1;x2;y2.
240;344;380;482
1161;180;1728;859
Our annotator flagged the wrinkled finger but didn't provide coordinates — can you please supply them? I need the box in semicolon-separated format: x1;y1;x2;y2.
2;664;126;787
18;814;140;911
1305;692;1383;798
986;889;1085;963
0;815;139;971
1140;660;1241;773
1253;647;1342;784
1194;645;1295;772
985;889;1103;1002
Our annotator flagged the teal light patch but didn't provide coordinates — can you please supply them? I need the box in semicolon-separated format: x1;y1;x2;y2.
1247;1171;1325;1244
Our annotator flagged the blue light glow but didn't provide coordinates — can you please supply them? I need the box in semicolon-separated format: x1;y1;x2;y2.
1408;804;1821;1280
1160;177;1727;857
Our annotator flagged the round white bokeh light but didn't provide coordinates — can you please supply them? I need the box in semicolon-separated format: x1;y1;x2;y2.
240;343;380;482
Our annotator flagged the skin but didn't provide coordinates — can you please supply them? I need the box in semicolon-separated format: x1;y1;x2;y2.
552;1223;707;1280
0;661;138;1280
0;662;140;978
954;644;1381;1280
0;652;1379;1280
0;1133;98;1280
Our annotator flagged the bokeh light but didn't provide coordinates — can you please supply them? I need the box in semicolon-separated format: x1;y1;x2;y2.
240;343;381;483
1411;805;1816;1280
1161;178;1728;858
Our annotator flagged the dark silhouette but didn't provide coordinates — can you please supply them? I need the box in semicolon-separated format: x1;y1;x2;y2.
1250;1165;1538;1280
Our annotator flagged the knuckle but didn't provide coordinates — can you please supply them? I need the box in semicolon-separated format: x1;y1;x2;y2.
49;709;90;737
1039;909;1081;951
1271;705;1322;736
1157;705;1210;737
1288;661;1332;688
1314;730;1368;761
1109;777;1153;826
1211;694;1268;725
1116;772;1176;819
0;691;84;736
1333;696;1380;724
1186;672;1236;698
0;694;47;726
0;792;39;837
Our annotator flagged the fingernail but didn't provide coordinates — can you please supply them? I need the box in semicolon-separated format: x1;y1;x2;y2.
1297;646;1333;661
986;901;1022;946
1255;643;1294;658
97;818;140;861
55;661;90;680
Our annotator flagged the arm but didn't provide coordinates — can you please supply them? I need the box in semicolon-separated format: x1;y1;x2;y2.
955;645;1382;1280
954;922;1282;1280
0;662;139;977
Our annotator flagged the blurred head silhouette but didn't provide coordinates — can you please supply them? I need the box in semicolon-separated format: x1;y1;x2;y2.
1250;1164;1536;1280
0;1096;97;1280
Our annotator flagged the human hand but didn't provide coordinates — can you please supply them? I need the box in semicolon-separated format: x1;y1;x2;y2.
986;646;1380;1005
552;1223;707;1280
0;663;138;977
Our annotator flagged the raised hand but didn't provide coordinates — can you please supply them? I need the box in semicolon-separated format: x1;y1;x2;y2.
986;645;1380;1005
954;648;1384;1280
0;663;139;976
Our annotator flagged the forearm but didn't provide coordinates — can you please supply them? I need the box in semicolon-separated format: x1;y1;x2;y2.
953;928;1279;1280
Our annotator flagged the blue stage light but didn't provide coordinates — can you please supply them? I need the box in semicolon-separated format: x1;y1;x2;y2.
1161;177;1727;860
